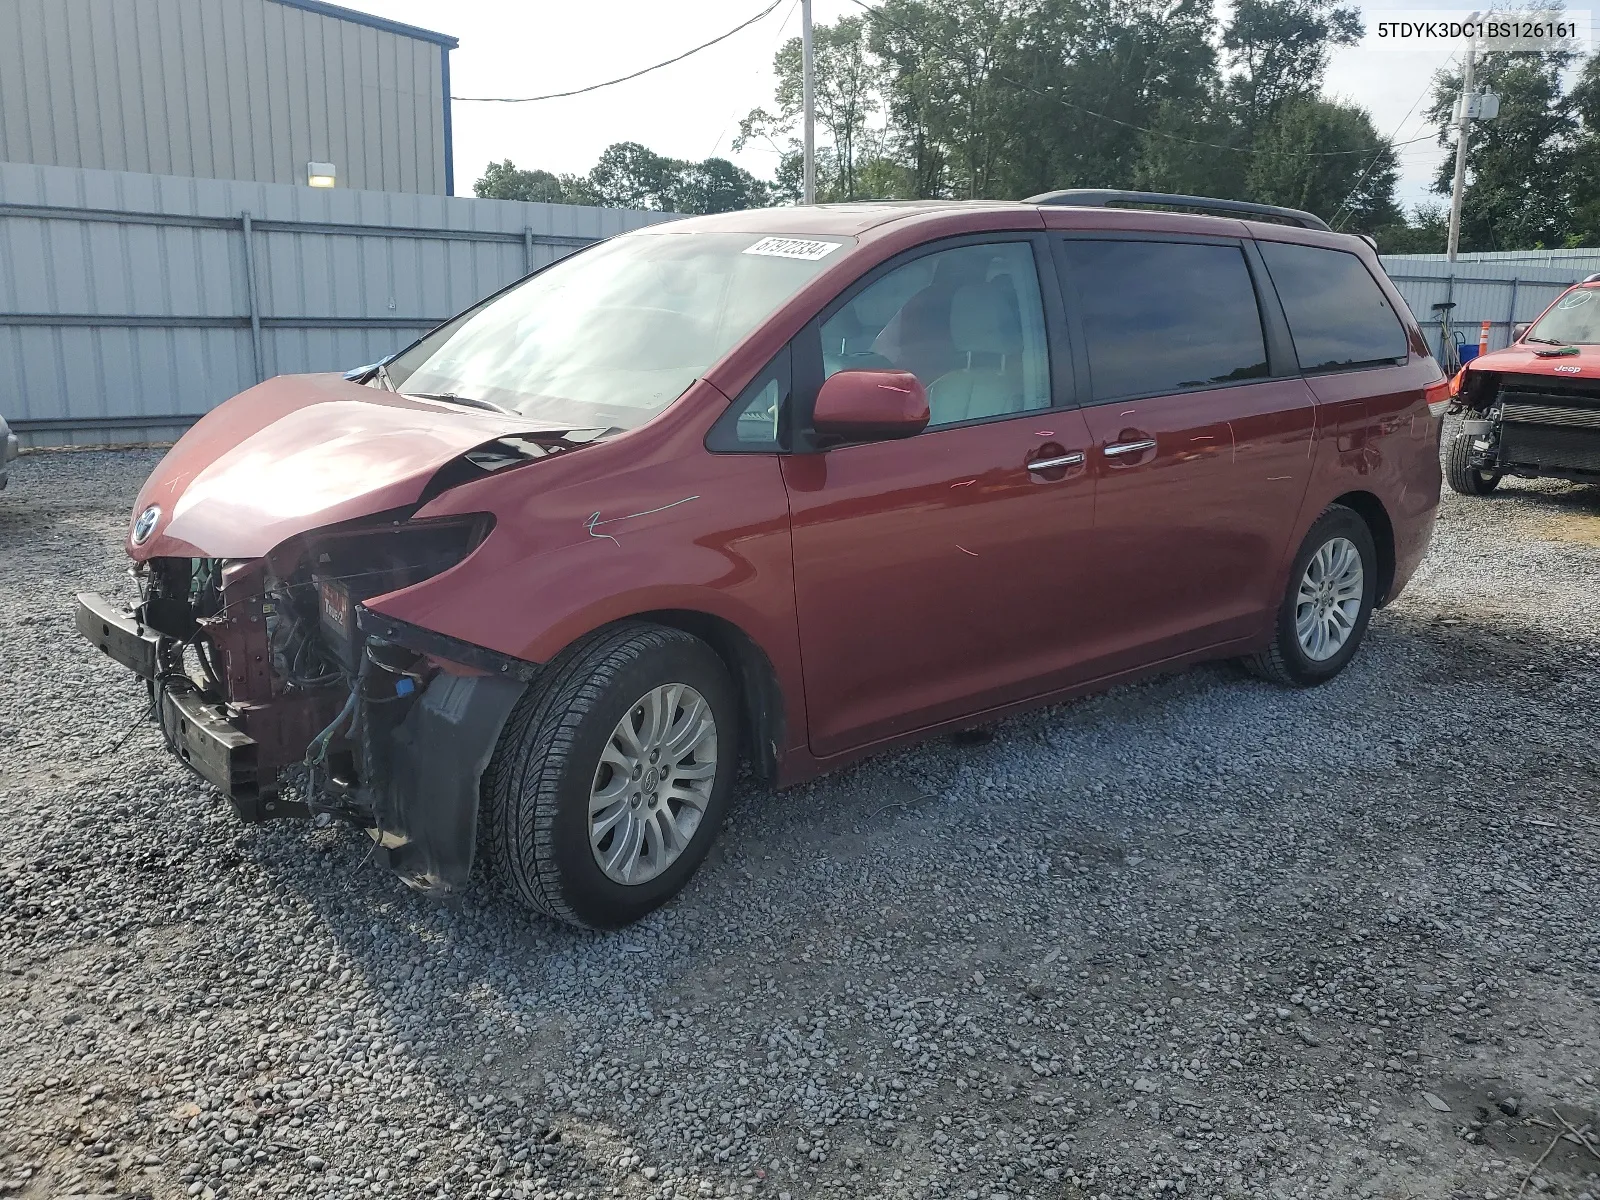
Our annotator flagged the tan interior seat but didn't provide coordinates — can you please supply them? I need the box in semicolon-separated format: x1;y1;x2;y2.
925;280;1026;426
873;256;988;384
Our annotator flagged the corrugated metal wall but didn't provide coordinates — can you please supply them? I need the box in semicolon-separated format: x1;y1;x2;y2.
4;161;1590;448
1386;248;1600;274
0;162;674;446
1379;255;1587;359
0;0;451;194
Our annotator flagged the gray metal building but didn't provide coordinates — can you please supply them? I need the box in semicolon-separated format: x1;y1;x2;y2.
0;0;458;195
0;160;672;447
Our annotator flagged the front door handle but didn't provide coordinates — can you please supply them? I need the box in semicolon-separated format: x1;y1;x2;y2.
1104;438;1157;458
1027;451;1086;472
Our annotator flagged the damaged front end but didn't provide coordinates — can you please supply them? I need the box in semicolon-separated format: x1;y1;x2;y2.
76;513;532;892
1454;367;1600;483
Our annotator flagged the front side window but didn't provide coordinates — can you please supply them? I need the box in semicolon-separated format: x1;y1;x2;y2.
386;231;853;430
1524;285;1600;345
819;241;1052;429
1258;241;1407;371
706;347;789;452
1059;239;1269;402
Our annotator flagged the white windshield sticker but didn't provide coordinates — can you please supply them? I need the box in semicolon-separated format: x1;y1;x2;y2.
743;236;843;261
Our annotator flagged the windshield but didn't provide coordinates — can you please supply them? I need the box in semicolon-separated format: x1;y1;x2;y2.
385;230;854;428
1526;286;1600;345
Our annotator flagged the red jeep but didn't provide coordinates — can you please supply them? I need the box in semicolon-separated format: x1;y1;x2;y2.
76;191;1447;928
1446;272;1600;494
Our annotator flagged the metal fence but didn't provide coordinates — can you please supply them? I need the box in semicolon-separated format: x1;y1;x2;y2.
0;161;671;447
4;164;1597;447
1379;254;1590;362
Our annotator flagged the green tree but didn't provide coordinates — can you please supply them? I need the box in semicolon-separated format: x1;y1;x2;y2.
473;160;589;204
1373;203;1448;254
1222;0;1362;137
582;143;773;214
727;0;1411;218
864;0;952;197
1562;54;1600;244
1132;95;1250;199
1427;50;1576;250
1246;96;1400;229
1000;0;1223;198
587;142;680;209
670;157;772;213
869;0;1021;199
738;15;883;199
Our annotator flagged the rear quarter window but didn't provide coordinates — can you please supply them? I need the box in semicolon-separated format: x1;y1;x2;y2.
1258;241;1407;372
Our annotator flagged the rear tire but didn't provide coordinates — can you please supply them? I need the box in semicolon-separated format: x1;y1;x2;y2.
1445;429;1501;495
1245;505;1378;688
479;622;738;929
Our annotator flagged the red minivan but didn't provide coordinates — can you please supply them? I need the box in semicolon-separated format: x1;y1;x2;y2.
76;191;1446;928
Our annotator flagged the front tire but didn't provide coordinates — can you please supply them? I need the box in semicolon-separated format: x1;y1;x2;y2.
479;622;738;929
1245;505;1378;688
1445;429;1501;495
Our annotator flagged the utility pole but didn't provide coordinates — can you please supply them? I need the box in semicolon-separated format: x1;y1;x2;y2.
801;0;816;204
1446;43;1476;263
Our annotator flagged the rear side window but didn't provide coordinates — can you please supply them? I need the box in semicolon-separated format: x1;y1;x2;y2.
1058;239;1269;402
1258;241;1407;371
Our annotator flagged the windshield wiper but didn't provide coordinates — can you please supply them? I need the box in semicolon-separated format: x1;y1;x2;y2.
404;391;514;415
1524;336;1568;345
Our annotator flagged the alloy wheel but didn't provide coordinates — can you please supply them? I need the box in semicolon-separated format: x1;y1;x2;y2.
588;683;718;886
1294;536;1365;661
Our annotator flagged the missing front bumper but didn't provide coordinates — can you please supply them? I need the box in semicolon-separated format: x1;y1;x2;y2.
157;678;301;820
76;593;294;820
76;591;159;677
73;591;530;888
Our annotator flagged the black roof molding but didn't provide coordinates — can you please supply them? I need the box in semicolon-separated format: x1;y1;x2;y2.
1026;189;1331;232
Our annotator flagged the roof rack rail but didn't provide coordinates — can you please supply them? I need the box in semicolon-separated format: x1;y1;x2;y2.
1025;189;1331;232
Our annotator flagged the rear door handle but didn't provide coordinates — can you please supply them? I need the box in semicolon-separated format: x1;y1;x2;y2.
1104;439;1157;458
1027;452;1085;472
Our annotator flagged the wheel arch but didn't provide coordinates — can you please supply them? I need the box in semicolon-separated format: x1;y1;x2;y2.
598;608;786;785
1330;490;1396;605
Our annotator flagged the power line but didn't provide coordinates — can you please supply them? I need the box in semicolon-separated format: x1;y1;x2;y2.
1331;56;1452;229
709;0;802;159
843;0;1437;159
453;0;787;103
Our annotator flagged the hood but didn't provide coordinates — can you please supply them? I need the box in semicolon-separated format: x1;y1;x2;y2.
128;373;581;559
1468;343;1600;380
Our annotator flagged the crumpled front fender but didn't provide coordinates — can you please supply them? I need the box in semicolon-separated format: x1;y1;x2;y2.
367;671;528;892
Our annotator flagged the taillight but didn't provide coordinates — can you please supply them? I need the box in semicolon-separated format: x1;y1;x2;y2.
1425;375;1455;418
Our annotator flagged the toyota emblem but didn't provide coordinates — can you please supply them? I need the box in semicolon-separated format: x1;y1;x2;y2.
131;505;161;545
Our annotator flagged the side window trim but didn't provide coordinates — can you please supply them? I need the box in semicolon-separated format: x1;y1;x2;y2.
1031;231;1085;420
1047;236;1092;406
1052;232;1285;408
792;232;1071;452
1241;238;1299;379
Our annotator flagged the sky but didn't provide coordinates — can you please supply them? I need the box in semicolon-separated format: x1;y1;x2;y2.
342;0;1473;210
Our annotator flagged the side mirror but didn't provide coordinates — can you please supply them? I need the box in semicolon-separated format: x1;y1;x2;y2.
813;370;929;442
1513;322;1532;342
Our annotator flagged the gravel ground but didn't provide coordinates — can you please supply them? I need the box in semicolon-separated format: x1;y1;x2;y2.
1;443;1598;1200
